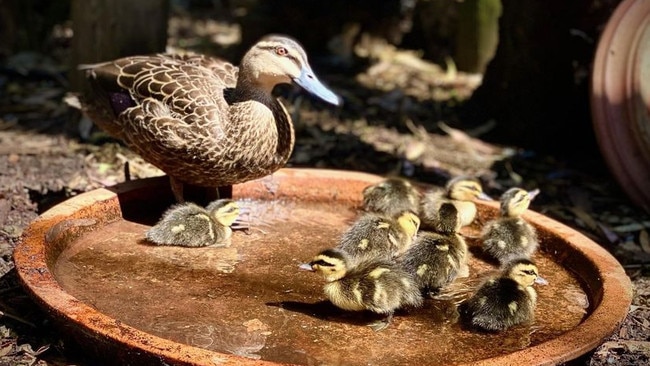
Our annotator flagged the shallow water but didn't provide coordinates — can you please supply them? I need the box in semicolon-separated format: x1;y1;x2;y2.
54;198;588;365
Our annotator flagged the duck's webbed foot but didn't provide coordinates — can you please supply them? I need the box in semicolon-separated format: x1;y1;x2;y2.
367;312;394;332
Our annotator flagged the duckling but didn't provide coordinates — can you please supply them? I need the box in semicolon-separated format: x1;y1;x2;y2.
420;176;491;229
337;210;420;265
145;199;240;247
401;203;469;296
362;178;420;217
459;258;548;332
481;188;540;264
299;248;423;331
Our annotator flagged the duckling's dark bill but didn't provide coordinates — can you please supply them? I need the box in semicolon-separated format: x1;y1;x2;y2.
477;192;494;201
535;276;549;285
298;263;315;271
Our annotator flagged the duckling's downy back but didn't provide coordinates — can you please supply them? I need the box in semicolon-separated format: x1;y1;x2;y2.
362;178;420;217
460;259;546;332
337;211;419;264
145;202;230;247
481;188;540;264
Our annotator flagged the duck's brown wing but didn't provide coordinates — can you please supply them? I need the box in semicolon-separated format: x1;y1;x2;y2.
82;54;237;140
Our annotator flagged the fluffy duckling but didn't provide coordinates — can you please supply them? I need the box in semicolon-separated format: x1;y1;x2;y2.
481;188;540;264
420;176;491;229
145;199;240;247
300;248;423;331
402;203;469;296
337;210;420;265
362;178;420;217
459;258;548;332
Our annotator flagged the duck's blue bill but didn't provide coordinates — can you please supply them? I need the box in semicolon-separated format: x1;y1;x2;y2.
294;68;341;106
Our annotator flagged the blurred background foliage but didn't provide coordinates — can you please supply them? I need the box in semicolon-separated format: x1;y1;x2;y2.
0;0;623;159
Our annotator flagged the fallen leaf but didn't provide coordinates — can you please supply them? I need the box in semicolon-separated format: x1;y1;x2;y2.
568;207;600;233
403;141;425;160
0;341;13;358
613;223;649;233
597;222;620;244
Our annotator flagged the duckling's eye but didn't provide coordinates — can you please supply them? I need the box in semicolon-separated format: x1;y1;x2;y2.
461;184;479;193
515;194;528;203
312;259;332;267
275;46;289;56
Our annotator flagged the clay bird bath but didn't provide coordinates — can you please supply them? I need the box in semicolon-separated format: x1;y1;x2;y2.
14;168;632;365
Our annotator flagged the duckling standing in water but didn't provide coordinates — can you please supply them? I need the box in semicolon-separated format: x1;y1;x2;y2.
300;248;423;331
459;258;548;332
481;188;540;264
362;178;420;217
145;199;240;247
420;176;491;229
337;210;420;265
402;203;469;297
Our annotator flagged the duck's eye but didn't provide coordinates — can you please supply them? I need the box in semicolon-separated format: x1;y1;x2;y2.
275;46;288;56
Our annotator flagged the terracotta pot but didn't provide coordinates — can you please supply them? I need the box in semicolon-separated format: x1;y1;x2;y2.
14;169;632;365
591;0;650;212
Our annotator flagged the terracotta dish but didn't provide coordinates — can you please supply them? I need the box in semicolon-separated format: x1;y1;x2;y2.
15;169;632;365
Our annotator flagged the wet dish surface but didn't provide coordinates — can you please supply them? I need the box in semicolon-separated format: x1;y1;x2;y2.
54;197;588;365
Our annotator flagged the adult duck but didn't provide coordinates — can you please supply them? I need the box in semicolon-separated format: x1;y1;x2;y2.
79;35;340;201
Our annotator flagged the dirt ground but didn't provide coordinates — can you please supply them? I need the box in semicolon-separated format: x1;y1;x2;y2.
2;10;650;366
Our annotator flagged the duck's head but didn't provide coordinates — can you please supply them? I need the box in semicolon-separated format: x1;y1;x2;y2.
504;259;548;287
499;187;539;217
238;35;340;105
446;176;491;202
299;249;348;282
206;199;240;227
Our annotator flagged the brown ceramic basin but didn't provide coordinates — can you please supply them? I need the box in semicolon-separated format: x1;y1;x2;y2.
15;168;632;365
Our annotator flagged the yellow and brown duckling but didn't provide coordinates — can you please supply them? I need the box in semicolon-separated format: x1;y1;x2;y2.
145;199;240;247
300;248;423;331
78;35;340;202
401;203;469;297
481;188;540;264
336;210;420;265
459;258;548;332
420;176;491;229
362;177;420;217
